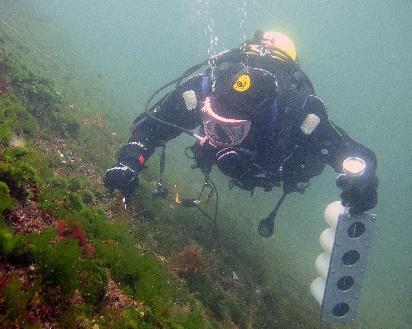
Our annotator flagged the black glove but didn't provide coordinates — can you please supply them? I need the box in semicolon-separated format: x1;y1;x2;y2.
103;164;139;197
336;174;378;214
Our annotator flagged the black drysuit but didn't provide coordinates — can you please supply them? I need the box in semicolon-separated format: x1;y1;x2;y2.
112;52;378;213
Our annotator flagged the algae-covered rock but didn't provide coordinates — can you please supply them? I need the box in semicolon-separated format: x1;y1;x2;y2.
0;226;18;255
0;275;31;324
0;180;14;213
0;97;38;140
80;189;95;204
0;160;39;201
3;145;29;161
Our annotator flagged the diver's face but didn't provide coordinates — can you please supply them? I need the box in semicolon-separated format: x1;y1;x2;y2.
201;97;251;148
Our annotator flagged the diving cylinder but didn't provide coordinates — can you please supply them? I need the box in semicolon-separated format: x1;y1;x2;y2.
310;201;344;305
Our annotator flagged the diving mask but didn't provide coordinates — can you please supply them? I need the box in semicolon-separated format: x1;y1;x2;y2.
201;97;251;148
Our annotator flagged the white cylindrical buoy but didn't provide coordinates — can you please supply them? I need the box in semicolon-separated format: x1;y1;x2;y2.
310;276;326;305
319;227;335;254
315;252;331;279
311;201;347;311
324;201;345;229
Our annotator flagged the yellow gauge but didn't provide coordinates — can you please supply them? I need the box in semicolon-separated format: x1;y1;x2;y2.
233;74;251;92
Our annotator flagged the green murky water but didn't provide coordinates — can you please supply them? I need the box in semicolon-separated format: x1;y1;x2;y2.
3;1;411;327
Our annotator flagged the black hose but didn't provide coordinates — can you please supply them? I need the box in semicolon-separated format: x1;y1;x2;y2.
267;192;287;220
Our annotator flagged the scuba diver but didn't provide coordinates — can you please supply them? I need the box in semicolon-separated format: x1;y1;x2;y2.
103;30;378;237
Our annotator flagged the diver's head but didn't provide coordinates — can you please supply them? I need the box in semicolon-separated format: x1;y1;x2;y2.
246;30;297;62
201;63;277;147
262;31;297;61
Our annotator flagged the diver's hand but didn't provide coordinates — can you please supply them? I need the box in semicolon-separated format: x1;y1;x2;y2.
336;174;378;214
103;164;139;197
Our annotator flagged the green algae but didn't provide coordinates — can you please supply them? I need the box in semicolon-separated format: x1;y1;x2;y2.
0;28;220;329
